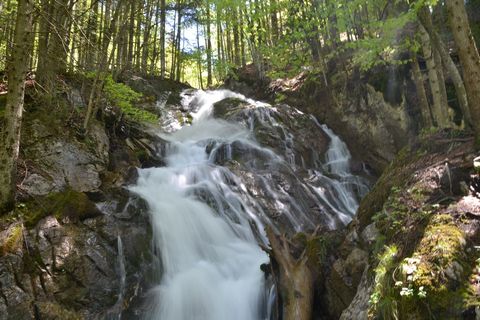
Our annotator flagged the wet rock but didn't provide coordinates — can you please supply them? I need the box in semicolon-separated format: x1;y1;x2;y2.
213;98;330;169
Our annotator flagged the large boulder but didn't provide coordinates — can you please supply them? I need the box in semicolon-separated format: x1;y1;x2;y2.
321;131;480;319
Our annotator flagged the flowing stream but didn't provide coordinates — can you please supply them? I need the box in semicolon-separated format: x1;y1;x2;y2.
130;90;370;320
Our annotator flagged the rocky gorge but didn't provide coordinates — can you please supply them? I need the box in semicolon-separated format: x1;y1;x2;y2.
0;72;478;320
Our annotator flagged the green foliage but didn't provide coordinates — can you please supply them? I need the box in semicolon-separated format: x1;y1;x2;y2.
349;10;416;71
86;73;158;123
369;245;399;320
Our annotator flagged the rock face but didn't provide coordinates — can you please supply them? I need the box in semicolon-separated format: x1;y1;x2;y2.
0;195;152;320
320;131;480;319
207;97;368;234
20;116;109;196
213;97;331;169
0;82;167;319
224;64;420;175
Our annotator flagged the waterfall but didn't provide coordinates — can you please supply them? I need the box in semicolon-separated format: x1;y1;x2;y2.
130;89;370;319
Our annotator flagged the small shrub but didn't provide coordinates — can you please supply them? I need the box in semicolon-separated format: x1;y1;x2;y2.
87;73;158;123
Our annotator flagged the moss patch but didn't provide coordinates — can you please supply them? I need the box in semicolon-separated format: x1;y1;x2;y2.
396;214;471;318
16;189;101;228
35;301;82;320
0;224;23;256
364;132;479;319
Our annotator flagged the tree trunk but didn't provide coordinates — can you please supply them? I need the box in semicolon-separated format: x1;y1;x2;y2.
150;0;160;74
126;0;136;70
270;0;279;43
418;24;450;128
206;0;213;86
0;0;34;213
446;0;480;141
418;10;472;127
141;0;154;74
411;54;433;127
134;1;143;71
266;227;313;320
83;0;124;132
37;0;70;92
160;0;166;79
36;0;52;80
174;4;182;81
196;21;204;89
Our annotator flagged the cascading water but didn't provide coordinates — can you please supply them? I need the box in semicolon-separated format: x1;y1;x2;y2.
130;89;370;319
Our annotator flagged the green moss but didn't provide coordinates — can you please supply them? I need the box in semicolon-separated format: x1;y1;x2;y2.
368;245;399;320
17;189;100;228
1;224;23;256
370;212;476;319
399;215;468;316
293;232;330;266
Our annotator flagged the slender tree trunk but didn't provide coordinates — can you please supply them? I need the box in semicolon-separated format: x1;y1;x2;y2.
134;1;143;71
83;0;124;132
418;10;472;127
38;0;70;91
216;7;224;78
196;21;204;89
270;0;279;43
206;0;213;86
0;0;34;213
418;24;450;127
126;0;136;70
175;4;182;81
411;54;433;127
239;9;246;67
150;0;160;74
160;0;166;79
141;0;154;74
36;0;52;80
446;0;480;141
226;20;233;65
170;8;177;78
233;8;241;66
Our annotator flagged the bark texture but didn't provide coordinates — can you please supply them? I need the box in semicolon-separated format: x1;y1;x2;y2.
0;0;34;213
446;0;480;141
418;23;450;127
266;227;313;320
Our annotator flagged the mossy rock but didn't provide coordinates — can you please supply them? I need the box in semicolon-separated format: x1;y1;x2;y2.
397;215;470;318
19;189;102;228
213;98;249;118
35;301;82;320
